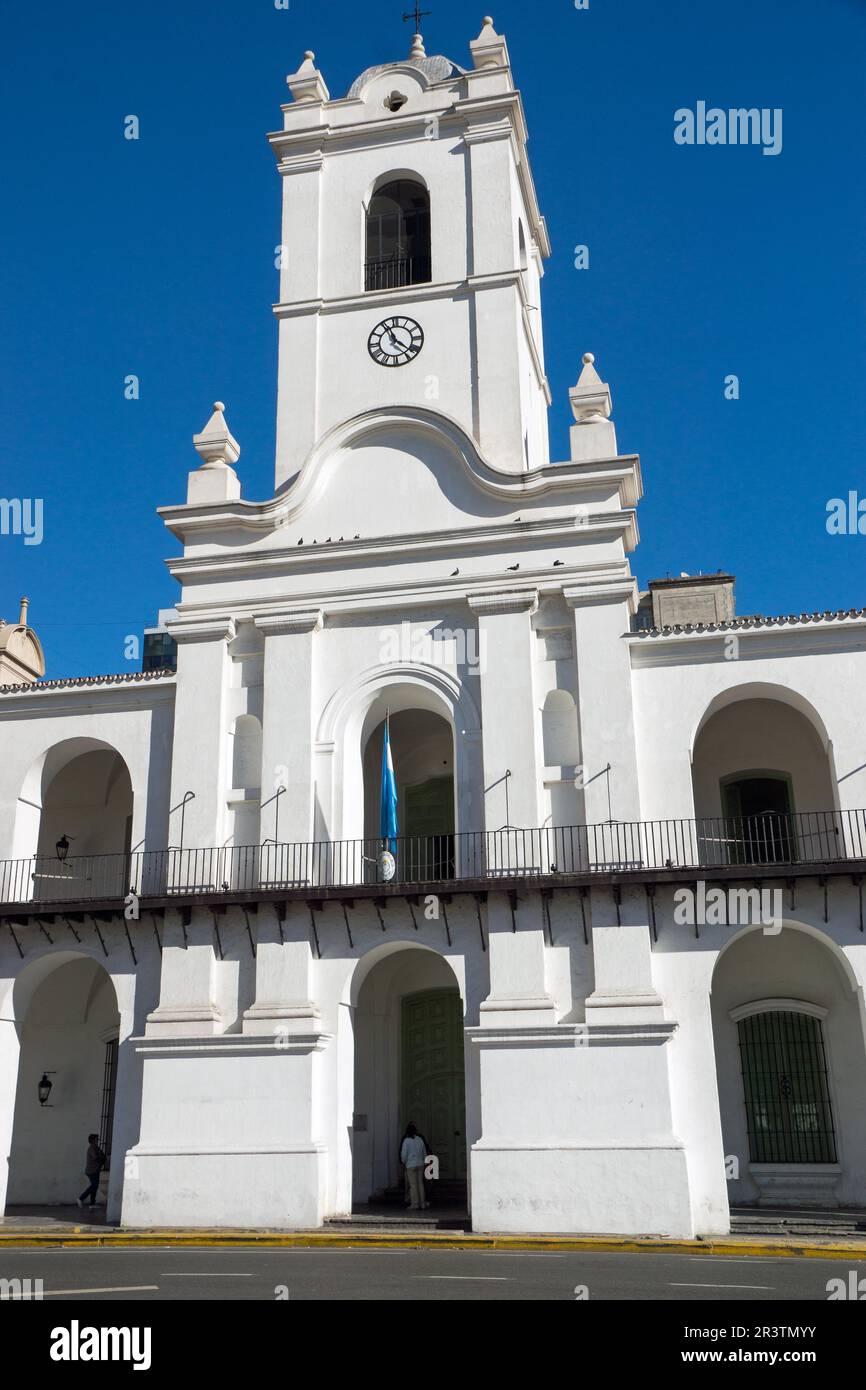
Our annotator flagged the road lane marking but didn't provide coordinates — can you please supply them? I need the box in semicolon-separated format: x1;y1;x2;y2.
415;1275;510;1281
40;1285;160;1296
670;1282;774;1291
160;1272;253;1277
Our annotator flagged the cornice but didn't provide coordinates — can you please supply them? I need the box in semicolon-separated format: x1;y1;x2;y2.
0;669;175;698
273;149;325;175
164;514;637;584
168;617;236;646
169;562;630;626
253;610;323;637
564;579;640;612
273;269;525;320
631;608;866;642
628;614;866;667
132;1035;332;1057
0;681;177;721
468;589;538;616
465;1020;677;1047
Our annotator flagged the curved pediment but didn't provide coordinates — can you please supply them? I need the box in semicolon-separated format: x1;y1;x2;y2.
160;406;640;548
282;410;518;538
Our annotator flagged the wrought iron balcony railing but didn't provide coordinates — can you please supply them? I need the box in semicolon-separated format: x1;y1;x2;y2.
0;810;864;909
364;255;431;292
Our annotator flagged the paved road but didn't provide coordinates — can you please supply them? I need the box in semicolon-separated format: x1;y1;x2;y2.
0;1246;862;1300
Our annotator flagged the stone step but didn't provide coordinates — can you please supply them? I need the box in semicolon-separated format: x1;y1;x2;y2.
730;1209;866;1238
326;1212;469;1233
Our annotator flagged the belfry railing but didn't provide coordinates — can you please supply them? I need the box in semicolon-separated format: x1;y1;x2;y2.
0;809;864;908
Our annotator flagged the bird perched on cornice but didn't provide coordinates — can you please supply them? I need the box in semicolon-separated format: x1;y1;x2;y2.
507;563;520;571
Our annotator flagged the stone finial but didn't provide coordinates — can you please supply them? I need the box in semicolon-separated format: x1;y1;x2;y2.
189;401;241;504
19;597;29;627
408;32;427;60
287;50;330;104
470;15;509;70
193;401;240;468
568;354;618;462
570;353;612;423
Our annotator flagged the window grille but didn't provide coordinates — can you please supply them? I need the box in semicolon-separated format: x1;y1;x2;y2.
737;1010;836;1164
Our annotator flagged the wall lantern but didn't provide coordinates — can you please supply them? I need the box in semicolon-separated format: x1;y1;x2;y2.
38;1072;54;1106
55;835;70;863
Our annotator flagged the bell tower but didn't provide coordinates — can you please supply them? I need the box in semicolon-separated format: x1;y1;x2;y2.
269;16;552;492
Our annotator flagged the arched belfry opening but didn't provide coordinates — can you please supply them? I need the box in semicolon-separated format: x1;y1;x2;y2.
365;178;431;292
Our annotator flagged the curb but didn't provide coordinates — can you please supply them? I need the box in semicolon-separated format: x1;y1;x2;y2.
1;1229;866;1259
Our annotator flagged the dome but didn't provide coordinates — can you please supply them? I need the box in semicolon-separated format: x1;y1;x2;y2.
346;54;465;99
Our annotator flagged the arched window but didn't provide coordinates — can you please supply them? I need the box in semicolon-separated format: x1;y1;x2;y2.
365;179;431;292
542;690;580;768
231;715;262;791
736;1008;837;1163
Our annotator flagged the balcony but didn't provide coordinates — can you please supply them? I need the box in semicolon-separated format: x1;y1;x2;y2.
364;255;431;293
1;810;864;911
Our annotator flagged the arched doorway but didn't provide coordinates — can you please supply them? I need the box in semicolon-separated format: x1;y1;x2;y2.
351;945;466;1210
711;926;866;1208
5;954;121;1212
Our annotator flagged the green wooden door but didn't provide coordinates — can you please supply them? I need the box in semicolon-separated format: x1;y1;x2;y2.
403;776;455;880
401;989;466;1181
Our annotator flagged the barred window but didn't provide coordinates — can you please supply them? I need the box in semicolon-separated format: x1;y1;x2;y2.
737;1009;836;1164
100;1038;119;1169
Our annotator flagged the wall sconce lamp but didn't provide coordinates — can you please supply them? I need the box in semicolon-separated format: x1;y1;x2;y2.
55;835;72;863
38;1072;56;1107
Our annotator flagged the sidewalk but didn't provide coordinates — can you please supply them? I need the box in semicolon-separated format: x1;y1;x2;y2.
2;1207;866;1259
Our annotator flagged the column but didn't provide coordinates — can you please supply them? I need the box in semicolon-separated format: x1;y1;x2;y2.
565;584;642;860
465;123;524;471
145;909;222;1037
243;905;320;1036
274;149;324;488
468;591;543;850
255;611;322;882
479;891;556;1026
166;617;235;865
585;892;665;1026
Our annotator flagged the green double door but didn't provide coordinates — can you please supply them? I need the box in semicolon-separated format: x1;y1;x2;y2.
401;989;466;1182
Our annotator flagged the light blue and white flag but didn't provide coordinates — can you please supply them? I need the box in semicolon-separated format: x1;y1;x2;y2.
379;717;399;853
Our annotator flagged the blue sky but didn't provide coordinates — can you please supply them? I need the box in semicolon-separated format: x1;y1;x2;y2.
1;0;864;678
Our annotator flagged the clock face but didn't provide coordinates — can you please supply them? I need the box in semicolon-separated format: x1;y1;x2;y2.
368;316;424;367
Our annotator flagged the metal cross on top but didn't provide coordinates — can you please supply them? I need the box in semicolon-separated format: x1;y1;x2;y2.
402;3;431;33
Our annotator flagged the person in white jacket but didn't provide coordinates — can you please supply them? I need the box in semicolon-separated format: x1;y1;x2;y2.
399;1123;429;1210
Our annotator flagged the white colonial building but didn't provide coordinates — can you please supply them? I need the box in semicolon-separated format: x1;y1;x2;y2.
1;17;865;1236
